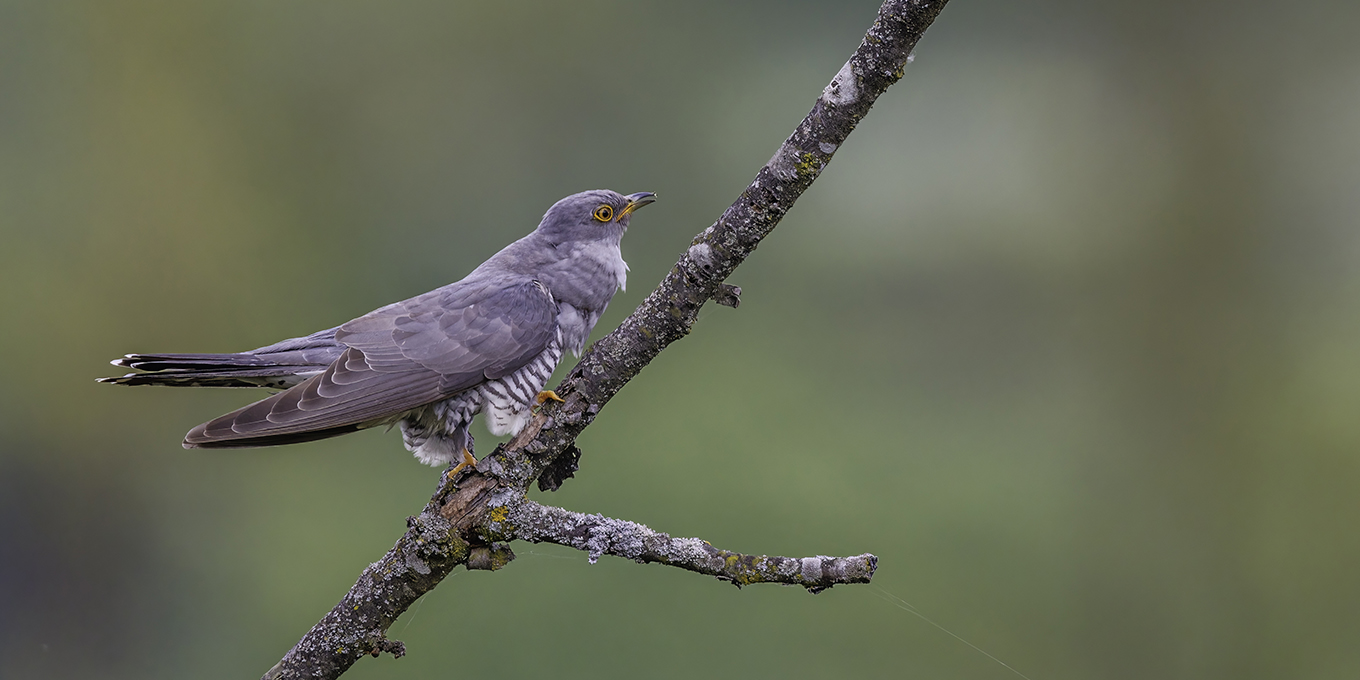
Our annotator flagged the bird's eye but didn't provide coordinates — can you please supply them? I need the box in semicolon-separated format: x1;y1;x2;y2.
592;205;614;222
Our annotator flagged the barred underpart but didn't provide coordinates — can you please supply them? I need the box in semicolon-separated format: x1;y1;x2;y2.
400;330;565;466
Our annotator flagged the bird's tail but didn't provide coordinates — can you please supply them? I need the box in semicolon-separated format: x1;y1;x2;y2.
98;353;325;389
100;327;345;389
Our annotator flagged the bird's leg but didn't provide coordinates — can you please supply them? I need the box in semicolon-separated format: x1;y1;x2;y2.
446;448;477;480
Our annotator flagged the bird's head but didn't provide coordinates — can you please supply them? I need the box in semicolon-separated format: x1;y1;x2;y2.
534;190;656;245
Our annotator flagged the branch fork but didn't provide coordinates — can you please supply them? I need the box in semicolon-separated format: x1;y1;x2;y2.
266;2;948;677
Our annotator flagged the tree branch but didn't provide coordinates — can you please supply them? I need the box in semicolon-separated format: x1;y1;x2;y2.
498;499;878;592
265;1;949;677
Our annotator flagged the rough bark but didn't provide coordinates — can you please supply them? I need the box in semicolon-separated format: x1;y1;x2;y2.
265;1;949;677
497;499;879;593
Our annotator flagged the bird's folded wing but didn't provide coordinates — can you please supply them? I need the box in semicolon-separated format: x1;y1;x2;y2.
184;278;558;448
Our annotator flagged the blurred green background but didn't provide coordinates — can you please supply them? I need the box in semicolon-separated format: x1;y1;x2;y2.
3;0;1359;678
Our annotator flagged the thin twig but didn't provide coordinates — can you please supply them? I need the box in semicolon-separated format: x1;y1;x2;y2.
499;499;878;593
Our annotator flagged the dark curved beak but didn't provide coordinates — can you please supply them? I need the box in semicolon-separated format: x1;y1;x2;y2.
617;192;657;220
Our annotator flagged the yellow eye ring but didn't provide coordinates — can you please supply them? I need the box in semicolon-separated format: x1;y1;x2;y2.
592;205;614;222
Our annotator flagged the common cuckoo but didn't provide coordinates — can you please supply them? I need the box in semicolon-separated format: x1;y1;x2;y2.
101;190;655;474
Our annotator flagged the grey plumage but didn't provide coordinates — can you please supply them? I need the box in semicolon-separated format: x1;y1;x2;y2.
106;327;343;389
101;189;655;466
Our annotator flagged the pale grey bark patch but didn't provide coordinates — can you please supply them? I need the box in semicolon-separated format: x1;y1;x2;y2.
687;242;714;271
821;60;860;107
502;499;877;591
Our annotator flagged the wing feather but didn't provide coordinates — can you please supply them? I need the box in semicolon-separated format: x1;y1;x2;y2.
184;278;558;448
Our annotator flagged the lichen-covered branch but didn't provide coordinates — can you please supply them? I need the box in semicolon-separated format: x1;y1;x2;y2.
494;499;877;592
266;2;948;677
262;514;468;680
501;0;950;466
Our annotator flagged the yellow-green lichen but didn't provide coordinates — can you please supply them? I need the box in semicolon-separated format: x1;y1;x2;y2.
794;152;823;179
487;548;515;571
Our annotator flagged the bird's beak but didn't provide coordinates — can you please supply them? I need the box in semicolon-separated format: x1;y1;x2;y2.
617;192;657;220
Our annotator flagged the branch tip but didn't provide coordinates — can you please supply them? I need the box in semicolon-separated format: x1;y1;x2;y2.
712;284;742;308
506;500;876;591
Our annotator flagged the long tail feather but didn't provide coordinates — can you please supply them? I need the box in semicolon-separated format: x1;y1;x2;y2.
100;329;345;389
111;352;272;370
99;352;326;389
98;366;321;389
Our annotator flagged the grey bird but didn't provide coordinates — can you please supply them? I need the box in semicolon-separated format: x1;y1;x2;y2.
101;190;655;474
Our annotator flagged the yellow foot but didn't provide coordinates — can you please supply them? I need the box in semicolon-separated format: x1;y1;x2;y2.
536;390;565;405
446;448;478;480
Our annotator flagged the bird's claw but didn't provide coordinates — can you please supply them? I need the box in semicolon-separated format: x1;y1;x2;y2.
446;448;477;480
535;390;565;405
